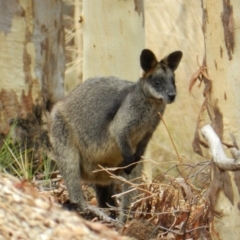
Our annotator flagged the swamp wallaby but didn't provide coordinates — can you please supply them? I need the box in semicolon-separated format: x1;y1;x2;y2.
50;49;182;221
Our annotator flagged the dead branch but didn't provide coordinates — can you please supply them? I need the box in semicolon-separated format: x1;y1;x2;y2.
201;125;240;171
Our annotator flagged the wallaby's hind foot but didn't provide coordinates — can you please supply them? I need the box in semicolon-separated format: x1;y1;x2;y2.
63;201;122;226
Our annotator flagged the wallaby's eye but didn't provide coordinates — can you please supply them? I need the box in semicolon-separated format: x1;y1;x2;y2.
155;80;161;85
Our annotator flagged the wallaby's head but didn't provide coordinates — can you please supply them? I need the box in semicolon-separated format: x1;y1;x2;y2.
140;49;183;104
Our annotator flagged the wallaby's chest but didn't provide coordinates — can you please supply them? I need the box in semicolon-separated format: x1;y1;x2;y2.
129;109;160;143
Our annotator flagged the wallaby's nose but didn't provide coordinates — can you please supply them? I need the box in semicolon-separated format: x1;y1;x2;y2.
168;93;176;102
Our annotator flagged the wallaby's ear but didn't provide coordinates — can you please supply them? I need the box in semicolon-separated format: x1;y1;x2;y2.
161;51;183;71
140;49;158;73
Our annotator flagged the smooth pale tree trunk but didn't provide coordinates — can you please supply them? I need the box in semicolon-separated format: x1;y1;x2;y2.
81;0;145;81
74;0;83;82
201;1;240;239
0;0;65;149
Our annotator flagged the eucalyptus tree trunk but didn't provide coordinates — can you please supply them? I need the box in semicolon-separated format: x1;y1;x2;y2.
201;1;240;239
0;0;65;151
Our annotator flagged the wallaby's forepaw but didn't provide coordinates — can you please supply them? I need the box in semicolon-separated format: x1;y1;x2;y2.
124;164;136;175
123;154;140;174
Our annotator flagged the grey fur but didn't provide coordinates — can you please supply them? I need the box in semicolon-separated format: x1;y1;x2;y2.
49;49;182;221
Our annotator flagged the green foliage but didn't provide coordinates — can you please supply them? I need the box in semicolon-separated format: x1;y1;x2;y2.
0;137;34;180
0;127;53;182
42;153;56;181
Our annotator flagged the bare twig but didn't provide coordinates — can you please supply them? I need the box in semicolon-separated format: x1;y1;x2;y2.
201;125;240;171
158;112;182;164
95;164;155;197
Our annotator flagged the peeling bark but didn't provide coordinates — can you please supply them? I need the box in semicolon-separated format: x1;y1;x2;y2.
201;0;240;149
133;0;144;26
0;0;65;151
222;0;234;60
201;1;240;237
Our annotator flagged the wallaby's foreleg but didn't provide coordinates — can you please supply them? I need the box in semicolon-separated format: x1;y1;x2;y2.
95;183;118;218
124;132;153;174
111;131;136;173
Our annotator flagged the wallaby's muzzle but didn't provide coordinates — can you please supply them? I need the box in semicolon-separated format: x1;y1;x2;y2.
167;93;176;103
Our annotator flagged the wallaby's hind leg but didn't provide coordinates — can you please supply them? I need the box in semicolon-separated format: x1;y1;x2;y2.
95;183;118;218
50;112;86;210
95;183;118;208
58;150;86;209
50;112;117;222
